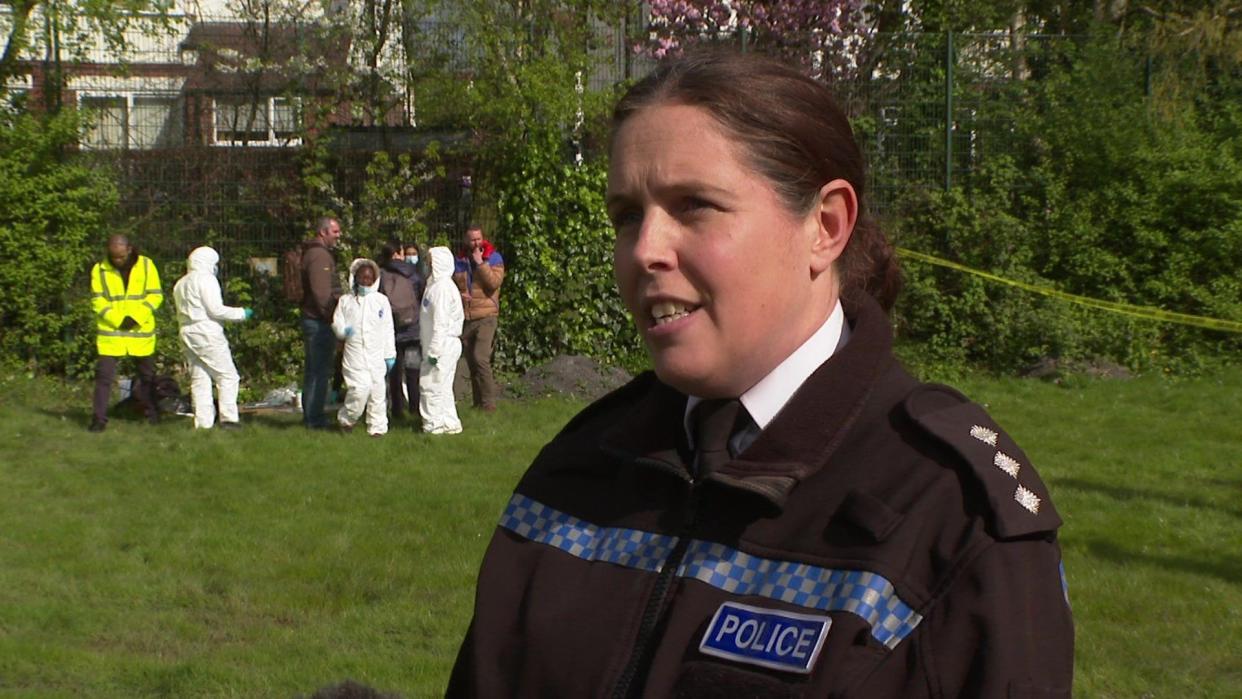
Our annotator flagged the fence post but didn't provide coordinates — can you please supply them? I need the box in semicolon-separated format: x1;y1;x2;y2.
944;30;954;191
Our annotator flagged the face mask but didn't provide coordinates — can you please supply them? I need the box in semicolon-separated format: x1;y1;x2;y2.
405;255;418;265
355;284;372;296
212;264;219;276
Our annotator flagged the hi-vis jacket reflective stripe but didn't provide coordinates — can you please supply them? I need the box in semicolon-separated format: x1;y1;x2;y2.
91;255;163;356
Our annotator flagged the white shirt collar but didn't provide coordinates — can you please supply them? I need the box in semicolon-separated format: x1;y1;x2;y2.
684;300;849;449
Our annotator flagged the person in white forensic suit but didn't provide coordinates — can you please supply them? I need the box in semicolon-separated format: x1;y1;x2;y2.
332;258;397;436
172;246;253;429
419;246;464;434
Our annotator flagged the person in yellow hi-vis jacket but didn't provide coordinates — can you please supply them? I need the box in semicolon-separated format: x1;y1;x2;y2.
89;234;163;432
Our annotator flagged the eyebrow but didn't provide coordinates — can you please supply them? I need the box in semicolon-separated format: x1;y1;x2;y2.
606;181;731;210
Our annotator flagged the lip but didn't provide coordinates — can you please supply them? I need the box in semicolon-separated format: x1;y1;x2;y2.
641;298;701;340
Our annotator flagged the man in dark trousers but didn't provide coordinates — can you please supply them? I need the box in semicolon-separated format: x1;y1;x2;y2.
453;226;504;412
300;216;343;429
88;234;163;432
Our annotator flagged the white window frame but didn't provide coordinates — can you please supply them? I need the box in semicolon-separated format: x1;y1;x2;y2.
212;95;302;147
77;91;183;150
2;84;32;115
78;92;129;150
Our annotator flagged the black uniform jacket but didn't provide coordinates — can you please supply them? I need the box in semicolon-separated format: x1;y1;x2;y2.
448;295;1074;698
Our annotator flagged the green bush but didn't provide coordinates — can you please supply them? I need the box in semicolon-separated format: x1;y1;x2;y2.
7;30;1239;383
493;133;643;372
893;161;1165;372
892;34;1242;374
337;148;443;261
219;274;303;394
0;111;119;376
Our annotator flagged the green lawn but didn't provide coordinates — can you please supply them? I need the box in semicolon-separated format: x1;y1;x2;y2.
1;366;1240;697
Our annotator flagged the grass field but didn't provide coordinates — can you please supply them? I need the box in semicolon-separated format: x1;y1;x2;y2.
1;366;1240;697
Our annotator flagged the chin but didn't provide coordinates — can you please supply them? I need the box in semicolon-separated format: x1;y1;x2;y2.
651;358;731;399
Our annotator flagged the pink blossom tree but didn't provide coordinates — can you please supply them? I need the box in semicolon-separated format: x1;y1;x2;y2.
642;0;869;79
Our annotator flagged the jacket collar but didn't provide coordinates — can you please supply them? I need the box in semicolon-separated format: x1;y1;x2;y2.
104;250;139;273
598;293;893;509
384;259;418;277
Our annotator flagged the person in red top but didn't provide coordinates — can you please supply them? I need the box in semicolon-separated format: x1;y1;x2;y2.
452;226;505;411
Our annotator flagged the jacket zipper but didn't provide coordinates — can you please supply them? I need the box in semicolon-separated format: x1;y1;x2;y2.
611;474;699;699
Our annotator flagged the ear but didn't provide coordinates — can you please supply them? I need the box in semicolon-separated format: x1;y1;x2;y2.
808;179;857;277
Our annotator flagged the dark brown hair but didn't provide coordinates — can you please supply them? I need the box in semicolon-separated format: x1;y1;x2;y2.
611;49;901;311
379;240;402;262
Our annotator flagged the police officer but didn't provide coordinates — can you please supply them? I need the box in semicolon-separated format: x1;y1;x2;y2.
449;51;1073;698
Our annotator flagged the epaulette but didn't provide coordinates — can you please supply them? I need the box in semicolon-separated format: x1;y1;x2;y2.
904;384;1061;539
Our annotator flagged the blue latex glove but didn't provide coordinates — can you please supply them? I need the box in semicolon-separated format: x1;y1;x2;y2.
385;357;395;373
243;308;254;320
428;356;438;367
343;327;354;338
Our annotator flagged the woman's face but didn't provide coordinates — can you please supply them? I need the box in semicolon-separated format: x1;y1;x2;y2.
608;104;828;398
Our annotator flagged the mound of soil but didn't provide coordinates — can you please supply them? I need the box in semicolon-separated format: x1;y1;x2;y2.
520;355;633;401
1021;357;1134;381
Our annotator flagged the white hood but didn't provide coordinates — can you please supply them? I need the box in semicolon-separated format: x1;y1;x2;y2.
186;246;219;274
417;245;464;434
347;258;382;293
173;245;245;329
428;246;454;282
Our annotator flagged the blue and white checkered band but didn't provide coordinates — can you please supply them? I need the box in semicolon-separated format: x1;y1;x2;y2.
498;494;924;649
499;494;678;572
678;541;923;650
1059;560;1070;607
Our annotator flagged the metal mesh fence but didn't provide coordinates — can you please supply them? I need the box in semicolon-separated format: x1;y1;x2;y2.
83;146;478;284
23;20;1107;278
723;31;1088;216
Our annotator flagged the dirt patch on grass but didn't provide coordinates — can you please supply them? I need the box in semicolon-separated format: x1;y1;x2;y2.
1021;357;1134;382
518;355;633;401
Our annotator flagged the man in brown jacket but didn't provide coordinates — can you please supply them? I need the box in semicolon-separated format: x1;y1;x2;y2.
300;216;343;429
452;226;504;411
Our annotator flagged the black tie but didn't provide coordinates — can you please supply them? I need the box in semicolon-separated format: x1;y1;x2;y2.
692;398;743;476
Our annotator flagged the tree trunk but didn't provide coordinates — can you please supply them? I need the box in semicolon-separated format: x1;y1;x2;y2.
0;0;40;94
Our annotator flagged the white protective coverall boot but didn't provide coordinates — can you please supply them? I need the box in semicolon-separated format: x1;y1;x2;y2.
332;258;396;436
419;247;464;434
172;246;249;429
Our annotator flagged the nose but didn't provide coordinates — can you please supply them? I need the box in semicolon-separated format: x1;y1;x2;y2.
625;210;677;273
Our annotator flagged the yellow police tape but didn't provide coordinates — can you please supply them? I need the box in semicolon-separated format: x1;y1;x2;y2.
896;247;1242;334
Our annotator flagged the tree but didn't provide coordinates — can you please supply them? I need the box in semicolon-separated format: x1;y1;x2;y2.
643;0;867;78
0;109;118;374
394;0;641;370
0;0;176;108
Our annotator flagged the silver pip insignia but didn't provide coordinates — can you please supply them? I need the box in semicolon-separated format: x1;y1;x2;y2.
993;452;1021;478
1014;485;1041;514
970;425;998;447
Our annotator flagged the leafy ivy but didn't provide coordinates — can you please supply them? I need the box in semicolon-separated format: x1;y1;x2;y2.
493;132;643;373
0;111;117;375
